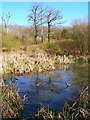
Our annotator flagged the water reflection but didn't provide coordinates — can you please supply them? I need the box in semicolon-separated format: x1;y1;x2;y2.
4;63;88;118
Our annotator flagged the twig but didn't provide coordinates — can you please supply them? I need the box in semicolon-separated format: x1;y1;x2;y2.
80;86;88;98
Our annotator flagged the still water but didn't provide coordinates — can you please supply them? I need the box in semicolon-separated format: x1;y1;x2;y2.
5;62;88;118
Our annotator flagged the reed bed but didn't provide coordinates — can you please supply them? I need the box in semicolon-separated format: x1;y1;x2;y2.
1;52;74;75
34;86;89;120
2;79;26;119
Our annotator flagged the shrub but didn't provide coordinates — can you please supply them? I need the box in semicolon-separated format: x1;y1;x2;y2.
23;46;27;51
44;42;61;55
45;42;60;51
2;33;21;51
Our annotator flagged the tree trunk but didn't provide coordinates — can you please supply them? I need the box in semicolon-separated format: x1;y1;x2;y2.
41;8;43;43
42;35;43;42
34;24;37;44
80;44;84;55
34;12;37;44
48;22;50;43
6;26;9;33
41;26;43;42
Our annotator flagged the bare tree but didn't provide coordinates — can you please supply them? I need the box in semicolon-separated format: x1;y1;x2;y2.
2;11;12;33
41;7;43;42
45;7;63;42
28;2;43;44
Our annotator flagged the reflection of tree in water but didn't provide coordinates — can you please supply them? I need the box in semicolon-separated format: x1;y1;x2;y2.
36;72;39;85
37;71;64;95
35;63;88;96
58;64;72;71
49;73;51;84
36;72;39;95
72;63;88;85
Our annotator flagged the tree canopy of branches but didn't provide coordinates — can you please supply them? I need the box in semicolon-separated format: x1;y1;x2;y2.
45;7;63;42
28;2;44;44
61;28;70;39
72;19;88;54
51;27;61;40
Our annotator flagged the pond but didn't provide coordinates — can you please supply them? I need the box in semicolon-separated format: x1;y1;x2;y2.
4;62;88;118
